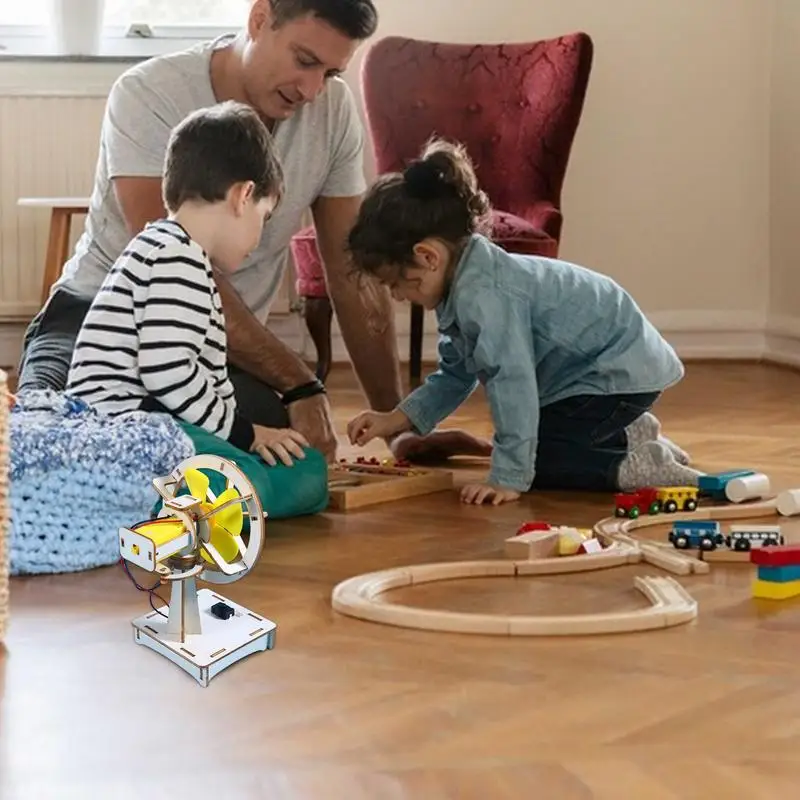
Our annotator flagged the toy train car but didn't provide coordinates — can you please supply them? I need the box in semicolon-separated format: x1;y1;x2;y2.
697;470;754;500
669;520;724;550
614;486;698;519
669;521;783;552
726;525;783;551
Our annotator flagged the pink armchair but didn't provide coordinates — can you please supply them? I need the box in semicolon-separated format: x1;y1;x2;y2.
290;31;593;385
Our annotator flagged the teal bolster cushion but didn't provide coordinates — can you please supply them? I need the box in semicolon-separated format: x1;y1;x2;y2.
177;421;329;519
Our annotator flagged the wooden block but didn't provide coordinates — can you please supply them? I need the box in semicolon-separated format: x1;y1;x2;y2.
749;544;800;567
504;531;560;560
777;489;800;517
752;578;800;600
757;564;800;582
326;464;453;511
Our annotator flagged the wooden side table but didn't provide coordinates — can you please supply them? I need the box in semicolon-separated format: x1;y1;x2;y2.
17;197;90;305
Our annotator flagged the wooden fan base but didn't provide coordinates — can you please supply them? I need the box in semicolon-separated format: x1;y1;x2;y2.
331;498;780;637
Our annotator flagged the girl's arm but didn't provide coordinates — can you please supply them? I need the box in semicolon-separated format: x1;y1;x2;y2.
395;333;479;434
460;290;540;493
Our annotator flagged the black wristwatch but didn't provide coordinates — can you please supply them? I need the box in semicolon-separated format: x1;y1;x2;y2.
280;378;327;406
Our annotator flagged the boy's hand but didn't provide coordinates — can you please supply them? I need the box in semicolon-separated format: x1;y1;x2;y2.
348;409;411;447
251;424;309;466
459;482;521;506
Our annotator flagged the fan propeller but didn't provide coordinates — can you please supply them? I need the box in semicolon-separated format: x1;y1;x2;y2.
184;467;244;564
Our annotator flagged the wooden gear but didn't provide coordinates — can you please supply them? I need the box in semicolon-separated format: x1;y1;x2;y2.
331;498;781;636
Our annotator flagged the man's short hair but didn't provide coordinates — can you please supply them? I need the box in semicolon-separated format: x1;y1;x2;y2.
163;100;284;213
270;0;378;40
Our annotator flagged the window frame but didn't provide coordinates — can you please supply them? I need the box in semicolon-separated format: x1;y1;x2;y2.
0;23;236;60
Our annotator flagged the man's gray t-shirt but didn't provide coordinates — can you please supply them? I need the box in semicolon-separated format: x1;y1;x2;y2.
56;35;367;324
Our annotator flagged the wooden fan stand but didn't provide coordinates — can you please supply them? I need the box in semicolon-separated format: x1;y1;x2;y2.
331;498;781;637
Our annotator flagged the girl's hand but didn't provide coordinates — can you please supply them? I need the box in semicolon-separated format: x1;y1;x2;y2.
251;424;309;466
347;409;411;446
460;482;521;506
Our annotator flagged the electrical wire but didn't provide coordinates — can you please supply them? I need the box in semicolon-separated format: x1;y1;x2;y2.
119;558;169;618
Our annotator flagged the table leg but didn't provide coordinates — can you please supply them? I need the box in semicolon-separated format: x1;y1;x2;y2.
41;209;71;305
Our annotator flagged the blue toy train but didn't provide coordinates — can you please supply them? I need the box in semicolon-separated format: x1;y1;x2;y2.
669;520;783;552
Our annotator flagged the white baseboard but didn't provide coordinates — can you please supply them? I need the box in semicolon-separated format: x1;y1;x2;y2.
3;310;800;375
763;314;800;369
323;309;781;365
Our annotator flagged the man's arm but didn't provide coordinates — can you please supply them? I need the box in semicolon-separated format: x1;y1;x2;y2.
212;266;317;392
312;193;403;412
111;176;315;392
112;177;166;236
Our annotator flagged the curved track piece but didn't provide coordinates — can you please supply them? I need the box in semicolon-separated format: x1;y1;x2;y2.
331;557;697;636
593;497;780;575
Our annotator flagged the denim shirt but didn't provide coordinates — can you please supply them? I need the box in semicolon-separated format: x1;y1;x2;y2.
397;234;684;491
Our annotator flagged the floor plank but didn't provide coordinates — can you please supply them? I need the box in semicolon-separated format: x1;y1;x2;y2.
2;361;800;799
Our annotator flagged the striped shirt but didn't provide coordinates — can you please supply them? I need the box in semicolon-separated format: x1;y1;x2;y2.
66;219;255;450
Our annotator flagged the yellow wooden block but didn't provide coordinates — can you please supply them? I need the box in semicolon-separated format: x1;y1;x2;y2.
752;578;800;600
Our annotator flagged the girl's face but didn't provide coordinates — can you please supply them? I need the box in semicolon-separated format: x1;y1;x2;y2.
375;239;452;310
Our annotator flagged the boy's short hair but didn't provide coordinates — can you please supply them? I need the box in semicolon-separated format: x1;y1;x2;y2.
163;100;284;212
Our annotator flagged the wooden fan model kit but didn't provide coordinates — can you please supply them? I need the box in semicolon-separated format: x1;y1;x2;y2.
331;470;800;637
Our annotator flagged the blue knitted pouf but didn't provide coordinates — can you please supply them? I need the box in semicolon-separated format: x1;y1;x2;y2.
10;391;195;575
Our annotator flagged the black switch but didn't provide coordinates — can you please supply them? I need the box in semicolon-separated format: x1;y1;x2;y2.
210;601;235;620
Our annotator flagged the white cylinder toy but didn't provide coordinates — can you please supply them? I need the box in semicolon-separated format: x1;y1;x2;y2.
777;488;800;517
725;473;771;503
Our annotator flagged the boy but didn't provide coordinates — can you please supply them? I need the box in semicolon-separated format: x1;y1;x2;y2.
67;101;308;468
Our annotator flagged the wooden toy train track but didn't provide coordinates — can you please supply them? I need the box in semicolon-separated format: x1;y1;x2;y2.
331;497;782;637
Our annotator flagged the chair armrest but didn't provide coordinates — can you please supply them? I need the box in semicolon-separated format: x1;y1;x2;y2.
528;202;563;242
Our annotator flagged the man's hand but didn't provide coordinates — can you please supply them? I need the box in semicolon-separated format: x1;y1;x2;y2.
287;394;338;463
460;482;521;506
390;429;493;463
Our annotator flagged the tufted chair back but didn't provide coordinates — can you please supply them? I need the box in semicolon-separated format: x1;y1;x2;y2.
361;32;593;244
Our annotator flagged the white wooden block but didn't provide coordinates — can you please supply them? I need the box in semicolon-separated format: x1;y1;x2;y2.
777;488;800;517
726;472;771;503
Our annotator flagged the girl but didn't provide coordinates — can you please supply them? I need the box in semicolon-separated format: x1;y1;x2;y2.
346;138;702;506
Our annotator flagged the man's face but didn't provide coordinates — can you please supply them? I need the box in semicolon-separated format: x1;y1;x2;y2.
242;4;360;120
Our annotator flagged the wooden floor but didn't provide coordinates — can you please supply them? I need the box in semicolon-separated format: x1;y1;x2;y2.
2;361;800;799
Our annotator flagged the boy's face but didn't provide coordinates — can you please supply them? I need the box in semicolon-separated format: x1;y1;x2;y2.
241;3;360;121
216;192;277;273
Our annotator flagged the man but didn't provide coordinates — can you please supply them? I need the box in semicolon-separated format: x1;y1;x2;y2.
18;0;491;465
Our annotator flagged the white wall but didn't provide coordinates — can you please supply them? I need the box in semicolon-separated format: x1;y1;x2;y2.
767;0;800;362
330;0;775;361
0;0;788;367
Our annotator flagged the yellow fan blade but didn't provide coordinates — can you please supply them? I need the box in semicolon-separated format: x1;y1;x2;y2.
201;527;239;564
184;468;209;501
212;487;244;536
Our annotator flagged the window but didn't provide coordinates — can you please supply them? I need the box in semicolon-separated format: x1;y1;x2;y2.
0;1;248;28
0;0;248;58
104;0;247;28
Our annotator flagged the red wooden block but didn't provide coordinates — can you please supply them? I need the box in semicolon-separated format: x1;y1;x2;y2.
516;521;551;536
750;544;800;567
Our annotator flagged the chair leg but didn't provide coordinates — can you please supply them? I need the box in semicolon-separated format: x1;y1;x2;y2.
303;295;333;382
409;303;424;389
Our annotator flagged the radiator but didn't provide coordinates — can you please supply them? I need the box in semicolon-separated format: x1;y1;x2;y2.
0;90;301;326
0;94;103;319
